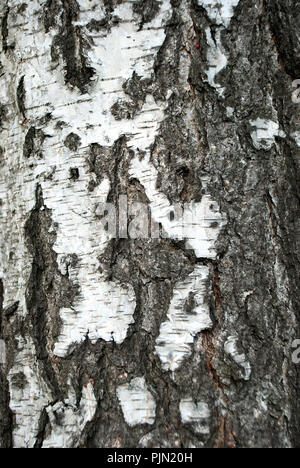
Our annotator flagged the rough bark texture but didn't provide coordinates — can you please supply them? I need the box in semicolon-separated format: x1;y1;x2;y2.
0;0;300;448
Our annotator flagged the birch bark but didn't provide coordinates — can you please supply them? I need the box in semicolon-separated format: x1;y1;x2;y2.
0;0;300;448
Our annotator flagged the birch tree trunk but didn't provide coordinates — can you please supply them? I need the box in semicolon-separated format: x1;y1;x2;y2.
0;0;300;449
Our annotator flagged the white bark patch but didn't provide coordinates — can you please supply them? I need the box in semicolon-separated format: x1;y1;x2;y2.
226;106;234;117
129;156;225;258
180;398;211;434
224;336;251;381
45;174;136;357
26;0;172;149
117;377;156;427
205;28;227;96
250;118;286;150
197;0;240;27
155;266;213;372
0;120;37;315
42;382;97;448
8;337;52;448
274;258;291;307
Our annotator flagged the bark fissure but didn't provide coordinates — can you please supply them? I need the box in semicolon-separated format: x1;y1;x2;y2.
264;0;300;80
1;8;9;53
47;0;95;93
25;185;79;399
16;75;26;119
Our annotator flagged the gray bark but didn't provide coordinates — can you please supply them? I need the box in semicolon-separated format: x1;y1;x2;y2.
0;0;300;448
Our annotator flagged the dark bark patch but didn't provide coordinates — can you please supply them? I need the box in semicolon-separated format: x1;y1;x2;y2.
17;76;26;118
123;72;151;102
133;0;161;29
43;0;79;32
111;73;151;120
103;0;122;14
69;167;79;180
34;408;50;449
86;17;110;32
17;3;27;15
55;120;68;130
86;16;120;33
184;292;197;315
0;103;7;127
49;0;95;93
151;107;203;203
37;112;52;127
43;0;62;32
23;126;46;159
0;279;3;336
51;26;95;93
0;371;13;448
10;372;27;390
86;18;109;32
64;132;81;151
213;416;236;448
152;9;182;100
1;9;9;53
265;0;300;79
0;281;13;448
111;100;138;120
0;8;15;52
62;0;80;19
87;141;120;190
23;127;36;158
4;302;19;319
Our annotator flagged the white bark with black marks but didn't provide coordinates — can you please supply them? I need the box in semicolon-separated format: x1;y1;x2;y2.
0;0;300;448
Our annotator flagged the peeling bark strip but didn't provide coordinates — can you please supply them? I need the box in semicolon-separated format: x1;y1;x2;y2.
0;0;300;449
